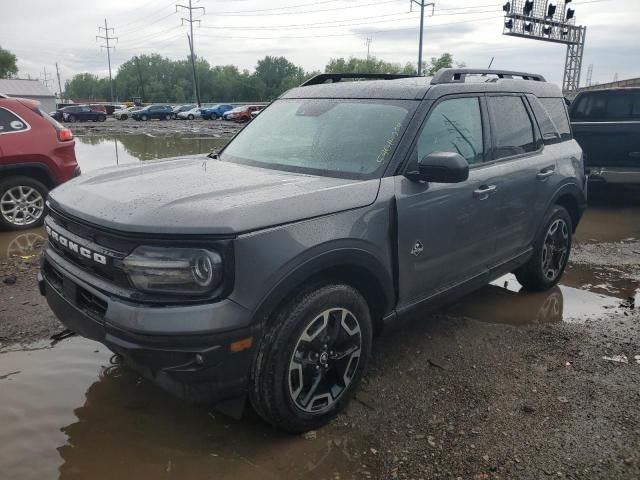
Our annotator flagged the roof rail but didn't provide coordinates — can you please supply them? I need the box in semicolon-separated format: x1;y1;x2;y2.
301;73;416;87
431;68;546;84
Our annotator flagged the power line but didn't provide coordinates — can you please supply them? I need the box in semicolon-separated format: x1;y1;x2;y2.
97;19;118;102
214;0;401;17
118;10;178;37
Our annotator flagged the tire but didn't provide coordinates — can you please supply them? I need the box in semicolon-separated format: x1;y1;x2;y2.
141;114;148;121
250;284;372;433
67;115;76;123
164;114;171;120
515;205;572;292
0;176;49;231
188;114;194;120
120;114;128;120
98;114;106;122
172;114;177;120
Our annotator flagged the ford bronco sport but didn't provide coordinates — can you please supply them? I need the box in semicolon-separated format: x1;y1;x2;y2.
39;69;586;433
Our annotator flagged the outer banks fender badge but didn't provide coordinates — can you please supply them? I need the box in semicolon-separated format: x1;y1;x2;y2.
410;240;424;257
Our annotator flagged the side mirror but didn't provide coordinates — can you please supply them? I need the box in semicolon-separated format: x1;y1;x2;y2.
407;152;469;183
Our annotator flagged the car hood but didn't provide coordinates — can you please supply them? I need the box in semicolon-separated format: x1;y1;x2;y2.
48;157;381;235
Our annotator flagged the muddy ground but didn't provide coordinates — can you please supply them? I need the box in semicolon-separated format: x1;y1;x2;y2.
1;185;639;479
68;116;245;139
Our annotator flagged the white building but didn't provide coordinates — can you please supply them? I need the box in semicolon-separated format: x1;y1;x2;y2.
0;78;56;112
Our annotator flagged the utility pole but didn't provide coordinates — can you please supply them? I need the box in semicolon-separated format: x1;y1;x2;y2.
40;67;52;90
97;18;118;102
410;1;435;76
55;62;63;99
585;64;593;87
177;0;205;106
365;37;372;61
134;56;146;103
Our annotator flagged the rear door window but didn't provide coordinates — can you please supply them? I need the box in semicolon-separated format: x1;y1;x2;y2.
488;96;536;159
0;107;30;134
538;97;572;140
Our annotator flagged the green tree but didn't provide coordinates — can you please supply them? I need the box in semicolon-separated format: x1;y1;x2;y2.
253;56;306;99
0;46;18;79
64;73;110;100
325;56;411;75
425;53;465;76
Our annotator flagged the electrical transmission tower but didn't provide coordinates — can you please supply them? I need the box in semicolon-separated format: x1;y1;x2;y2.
503;0;586;95
97;19;118;102
177;0;205;107
55;63;64;98
365;37;372;60
410;0;435;76
585;64;593;87
41;67;52;90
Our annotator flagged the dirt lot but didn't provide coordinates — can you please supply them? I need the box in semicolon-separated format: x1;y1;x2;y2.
68;116;245;139
0;187;639;479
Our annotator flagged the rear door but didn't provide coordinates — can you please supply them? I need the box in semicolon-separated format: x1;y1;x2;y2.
395;95;495;306
483;94;551;268
570;89;640;172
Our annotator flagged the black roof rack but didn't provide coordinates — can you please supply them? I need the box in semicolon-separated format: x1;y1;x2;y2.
301;73;417;87
431;68;546;84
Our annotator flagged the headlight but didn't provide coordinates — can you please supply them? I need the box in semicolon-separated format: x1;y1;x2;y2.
122;246;223;296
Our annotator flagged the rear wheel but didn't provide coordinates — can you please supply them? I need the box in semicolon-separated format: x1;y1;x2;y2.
165;114;171;120
188;114;194;120
98;114;106;122
120;114;128;120
515;205;572;291
0;176;49;230
250;284;372;433
67;115;76;123
141;114;148;121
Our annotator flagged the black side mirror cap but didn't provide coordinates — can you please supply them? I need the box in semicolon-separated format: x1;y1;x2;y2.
406;152;469;183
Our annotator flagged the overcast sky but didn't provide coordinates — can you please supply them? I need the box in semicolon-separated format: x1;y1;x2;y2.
1;0;637;91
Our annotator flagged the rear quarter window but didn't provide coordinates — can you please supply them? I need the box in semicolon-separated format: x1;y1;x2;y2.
539;97;572;140
527;95;560;144
0;107;30;134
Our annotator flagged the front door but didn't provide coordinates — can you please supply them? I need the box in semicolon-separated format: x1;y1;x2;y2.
395;95;495;307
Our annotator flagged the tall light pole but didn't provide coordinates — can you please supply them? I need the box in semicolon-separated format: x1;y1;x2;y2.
410;0;435;76
177;0;205;106
97;19;117;102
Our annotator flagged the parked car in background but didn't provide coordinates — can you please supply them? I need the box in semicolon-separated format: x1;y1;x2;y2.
171;104;197;119
131;105;173;121
223;105;263;122
114;106;143;120
201;104;234;120
60;105;107;123
89;104;107;114
39;69;585;432
177;106;203;120
569;88;640;185
250;109;261;120
0;95;78;230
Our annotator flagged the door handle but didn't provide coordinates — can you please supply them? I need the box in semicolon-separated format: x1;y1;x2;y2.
473;185;497;199
537;168;555;180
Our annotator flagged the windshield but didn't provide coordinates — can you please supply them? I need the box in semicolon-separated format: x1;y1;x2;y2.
221;98;414;179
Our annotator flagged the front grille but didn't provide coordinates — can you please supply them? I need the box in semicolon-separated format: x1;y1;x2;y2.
77;286;108;320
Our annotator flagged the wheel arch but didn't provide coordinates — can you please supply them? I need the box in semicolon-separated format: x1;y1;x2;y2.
0;162;57;190
251;248;395;336
539;182;586;236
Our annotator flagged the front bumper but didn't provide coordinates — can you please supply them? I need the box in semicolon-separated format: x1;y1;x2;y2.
39;247;257;404
588;167;640;185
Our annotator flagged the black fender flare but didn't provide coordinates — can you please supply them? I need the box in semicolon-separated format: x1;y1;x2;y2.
0;162;57;188
250;246;395;328
535;181;586;239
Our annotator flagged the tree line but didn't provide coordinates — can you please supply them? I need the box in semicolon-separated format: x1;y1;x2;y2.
0;45;460;103
63;53;460;103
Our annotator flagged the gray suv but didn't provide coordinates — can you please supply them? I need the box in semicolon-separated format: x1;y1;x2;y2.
39;69;586;432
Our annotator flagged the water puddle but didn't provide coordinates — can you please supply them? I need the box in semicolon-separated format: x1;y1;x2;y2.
0;338;379;480
448;273;637;326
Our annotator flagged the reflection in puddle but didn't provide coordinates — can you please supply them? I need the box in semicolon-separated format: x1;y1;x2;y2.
449;273;636;326
0;338;379;480
74;134;229;173
0;227;45;259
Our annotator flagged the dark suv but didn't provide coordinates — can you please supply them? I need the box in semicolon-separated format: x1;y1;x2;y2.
60;105;107;123
569;87;640;185
39;69;585;432
132;105;173;121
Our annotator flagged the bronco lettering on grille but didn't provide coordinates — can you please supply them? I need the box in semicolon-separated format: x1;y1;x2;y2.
46;225;108;265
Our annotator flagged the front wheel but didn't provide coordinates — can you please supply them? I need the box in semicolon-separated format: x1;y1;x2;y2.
250;284;372;433
98;114;106;122
67;115;76;123
0;176;49;230
515;205;572;291
141;114;148;121
120;114;128;120
188;114;194;120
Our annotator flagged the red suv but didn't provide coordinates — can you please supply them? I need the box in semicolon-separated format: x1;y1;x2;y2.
0;95;79;230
